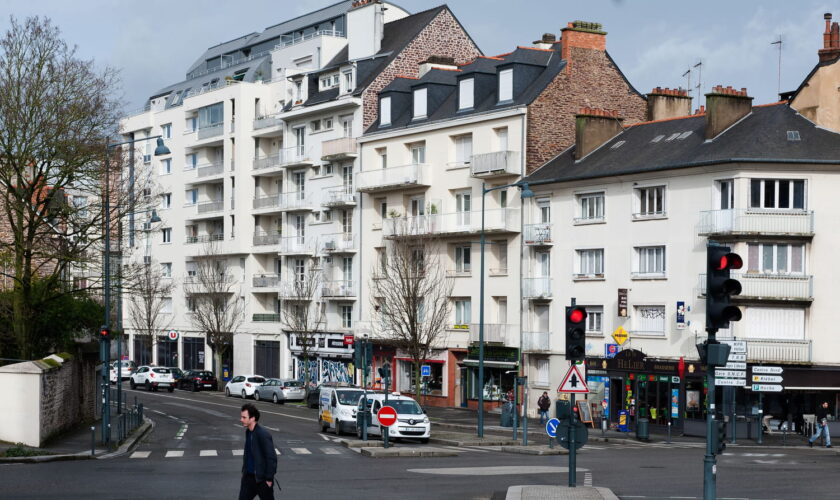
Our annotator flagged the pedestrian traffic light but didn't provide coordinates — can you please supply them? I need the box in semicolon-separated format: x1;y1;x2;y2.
715;414;727;454
99;326;110;340
565;306;587;362
706;245;743;330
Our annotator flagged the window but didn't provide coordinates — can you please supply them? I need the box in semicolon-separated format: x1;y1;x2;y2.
744;307;804;340
73;196;88;218
377;198;387;221
577;249;604;277
458;78;474;110
634;305;665;336
340;305;353;329
410;143;425;164
186;189;198;205
186;296;197;313
748;243;804;274
310;120;321;132
491;240;508;273
585;306;603;335
454;134;472;165
294;258;305;282
750;179;805;209
161;193;172;209
455;191;472;226
160;158;172;175
535;358;550;387
161;297;173;314
161;123;171;139
377;147;387;168
343;71;353;92
496;127;509;151
319;164;333;176
413;88;427;119
498;68;513;102
455;245;471;273
186;117;197;132
161;263;172;278
294;126;306;155
198;102;223;128
635;246;666;276
323;117;333;130
577;192;604;222
162;228;172;243
537;198;550;223
186;154;197;170
635;185;665;217
380;97;391;126
455;299;471;326
718;179;734;210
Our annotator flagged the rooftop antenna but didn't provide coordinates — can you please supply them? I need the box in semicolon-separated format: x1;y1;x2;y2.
693;60;703;106
682;67;692;96
771;35;783;97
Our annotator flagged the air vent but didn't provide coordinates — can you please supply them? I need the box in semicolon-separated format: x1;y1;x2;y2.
787;130;801;141
650;135;665;143
610;140;625;150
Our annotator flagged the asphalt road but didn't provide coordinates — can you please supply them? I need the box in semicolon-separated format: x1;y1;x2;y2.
1;384;838;499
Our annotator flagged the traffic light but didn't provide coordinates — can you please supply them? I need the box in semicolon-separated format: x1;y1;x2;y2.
706;245;743;330
565;306;587;362
99;326;110;340
715;413;727;454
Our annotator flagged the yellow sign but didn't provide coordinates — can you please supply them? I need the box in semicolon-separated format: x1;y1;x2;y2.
612;326;629;345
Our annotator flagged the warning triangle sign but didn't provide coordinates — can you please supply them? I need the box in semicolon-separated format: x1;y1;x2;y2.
558;365;589;393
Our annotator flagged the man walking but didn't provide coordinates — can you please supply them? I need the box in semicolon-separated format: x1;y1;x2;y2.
808;401;832;448
538;391;551;425
239;403;278;499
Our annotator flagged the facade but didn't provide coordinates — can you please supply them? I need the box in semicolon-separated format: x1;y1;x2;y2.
356;23;646;410
119;1;480;382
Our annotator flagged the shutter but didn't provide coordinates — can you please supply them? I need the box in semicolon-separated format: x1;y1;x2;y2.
748;244;759;271
380;97;391;125
744;307;804;340
459;78;474;109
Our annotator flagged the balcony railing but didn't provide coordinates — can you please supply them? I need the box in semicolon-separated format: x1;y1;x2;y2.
523;223;552;245
280;236;315;254
252;313;282;322
698;209;815;237
197;200;224;214
523;277;552;299
185;234;224;244
704;336;812;363
253;153;283;171
321;137;357;159
323;186;356;207
253;194;281;210
197;123;224;140
253;115;281;130
470;150;520;177
697;273;814;301
321;232;356;253
468;323;514;344
382;208;519;237
275;30;344;49
321;280;356;298
356;163;431;192
278;145;313;166
278;191;313;211
522;331;550;351
252;274;281;288
197;162;224;178
252;231;281;246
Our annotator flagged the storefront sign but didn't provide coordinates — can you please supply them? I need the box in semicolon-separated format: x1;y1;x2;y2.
327;339;346;349
467;345;518;362
618;289;628;317
676;301;686;329
605;343;619;359
586;349;686;375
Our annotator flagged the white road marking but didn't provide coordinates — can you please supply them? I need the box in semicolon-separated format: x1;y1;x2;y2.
164;450;184;458
135;392;313;422
264;426;280;432
408;466;586;476
130;451;151;458
322;447;341;455
319;434;330;441
199;450;217;457
275;448;282;455
292;448;311;454
232;450;244;456
584;472;593;487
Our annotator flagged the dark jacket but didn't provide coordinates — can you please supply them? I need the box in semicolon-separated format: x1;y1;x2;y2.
242;423;277;482
538;395;551;412
816;406;830;422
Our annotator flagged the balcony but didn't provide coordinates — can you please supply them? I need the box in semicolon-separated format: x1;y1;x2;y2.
382;208;519;238
196;162;224;179
698;209;814;238
253;115;281;130
323;186;356;207
522;331;550;352
197;123;224;140
321;137;358;160
280;236;316;255
523;277;552;300
277;191;314;211
468;323;514;345
321;280;356;299
278;146;314;168
697;273;813;303
252;274;281;289
523;223;552;246
197;200;224;214
356;163;431;193
252;313;282;322
710;337;812;364
321;232;356;253
185;234;225;244
253;153;283;172
252;231;281;247
470;150;520;178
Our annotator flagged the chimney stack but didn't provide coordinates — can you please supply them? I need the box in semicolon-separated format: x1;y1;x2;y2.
704;86;753;139
347;0;385;61
819;13;840;62
575;107;623;160
646;87;692;121
560;21;606;66
533;33;556;50
418;56;458;77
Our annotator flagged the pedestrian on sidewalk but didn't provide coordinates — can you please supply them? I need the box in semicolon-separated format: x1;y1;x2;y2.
538;392;551;425
808;401;832;448
239;403;278;500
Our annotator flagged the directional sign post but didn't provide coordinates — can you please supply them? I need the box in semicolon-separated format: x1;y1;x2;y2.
752;384;783;392
752;366;783;375
749;366;783;393
715;340;747;387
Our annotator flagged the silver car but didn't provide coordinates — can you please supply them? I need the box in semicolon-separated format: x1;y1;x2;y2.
279;380;306;401
254;379;287;404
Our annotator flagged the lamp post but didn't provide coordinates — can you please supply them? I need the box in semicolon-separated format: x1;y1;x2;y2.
102;136;169;443
478;181;534;438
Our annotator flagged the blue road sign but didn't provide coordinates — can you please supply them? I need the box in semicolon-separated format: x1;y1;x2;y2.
421;365;431;377
546;418;560;438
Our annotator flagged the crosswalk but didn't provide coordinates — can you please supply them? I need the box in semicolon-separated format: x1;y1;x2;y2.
129;443;503;460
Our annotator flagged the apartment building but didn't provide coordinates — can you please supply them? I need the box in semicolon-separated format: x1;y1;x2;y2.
356;22;646;409
119;0;480;382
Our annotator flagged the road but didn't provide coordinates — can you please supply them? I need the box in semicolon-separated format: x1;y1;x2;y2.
1;384;838;499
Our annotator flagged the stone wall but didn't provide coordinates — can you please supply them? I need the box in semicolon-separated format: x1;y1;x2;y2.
39;356;97;443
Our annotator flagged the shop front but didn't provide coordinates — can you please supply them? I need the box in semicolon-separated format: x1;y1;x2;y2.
289;332;354;388
462;345;518;412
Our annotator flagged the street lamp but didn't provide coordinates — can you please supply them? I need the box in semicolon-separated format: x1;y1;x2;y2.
101;135;169;443
477;181;533;438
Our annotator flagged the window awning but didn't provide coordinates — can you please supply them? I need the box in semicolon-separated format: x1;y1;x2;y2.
462;359;518;369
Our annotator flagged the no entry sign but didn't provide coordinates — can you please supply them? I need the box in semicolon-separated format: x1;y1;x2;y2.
377;406;398;427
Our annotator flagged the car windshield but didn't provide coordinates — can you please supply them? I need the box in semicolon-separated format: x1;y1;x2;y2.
248;377;265;383
337;390;363;405
152;368;170;374
385;400;423;415
197;371;214;377
283;381;303;388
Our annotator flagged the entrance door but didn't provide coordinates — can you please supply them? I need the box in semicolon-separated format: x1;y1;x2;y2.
254;341;280;379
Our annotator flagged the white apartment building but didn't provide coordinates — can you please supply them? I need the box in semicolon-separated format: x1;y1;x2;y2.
118;0;481;382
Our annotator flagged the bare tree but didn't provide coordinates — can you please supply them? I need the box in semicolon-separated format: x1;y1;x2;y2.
184;242;245;382
124;259;175;364
279;260;324;392
369;233;453;400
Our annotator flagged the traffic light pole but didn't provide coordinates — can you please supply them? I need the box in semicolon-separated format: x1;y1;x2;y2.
569;392;577;488
704;328;718;500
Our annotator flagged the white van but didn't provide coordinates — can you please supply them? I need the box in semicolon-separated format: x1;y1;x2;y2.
356;393;430;443
318;385;365;435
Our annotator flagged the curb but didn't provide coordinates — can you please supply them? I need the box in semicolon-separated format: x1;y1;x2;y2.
360;446;458;458
98;417;154;459
431;437;519;446
506;485;619;500
500;445;566;455
338;438;384;449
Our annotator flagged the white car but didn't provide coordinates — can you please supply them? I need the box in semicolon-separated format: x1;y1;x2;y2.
110;360;136;383
225;375;266;398
130;366;175;392
356;393;430;443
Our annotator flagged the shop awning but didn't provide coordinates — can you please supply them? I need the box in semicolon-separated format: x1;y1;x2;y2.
462;359;517;369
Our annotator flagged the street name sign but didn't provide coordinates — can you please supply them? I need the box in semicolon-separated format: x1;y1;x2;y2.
752;366;783;375
724;362;747;370
720;340;747;353
752;375;783;383
716;369;747;378
716;378;746;387
752;384;783;392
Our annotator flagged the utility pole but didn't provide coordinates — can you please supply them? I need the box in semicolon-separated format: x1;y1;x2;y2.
771;35;783;97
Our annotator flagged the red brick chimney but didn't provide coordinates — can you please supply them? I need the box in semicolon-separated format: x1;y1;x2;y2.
704;86;753;140
575;107;623;160
646;87;692;121
819;13;840;62
559;21;606;67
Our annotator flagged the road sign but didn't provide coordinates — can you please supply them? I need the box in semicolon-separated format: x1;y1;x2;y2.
612;326;629;346
421;365;431;377
752;384;783;392
724;362;747;370
728;353;747;362
715;378;746;387
720;340;747;353
715;369;746;378
557;419;588;450
558;365;589;393
377;406;398;427
752;366;783;375
343;334;354;346
167;330;179;341
605;343;619;359
546;418;560;438
752;375;783;383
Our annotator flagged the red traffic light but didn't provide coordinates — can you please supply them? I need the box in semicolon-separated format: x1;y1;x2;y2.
716;253;743;271
568;307;586;324
100;327;110;337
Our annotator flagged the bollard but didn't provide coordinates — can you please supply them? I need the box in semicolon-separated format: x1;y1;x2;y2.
108;423;111;445
783;424;787;446
91;426;96;456
667;421;672;444
549;436;554;449
601;418;607;439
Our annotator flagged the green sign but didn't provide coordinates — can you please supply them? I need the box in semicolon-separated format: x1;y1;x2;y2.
467;345;518;362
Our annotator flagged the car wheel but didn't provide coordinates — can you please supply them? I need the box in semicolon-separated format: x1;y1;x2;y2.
241;389;247;399
336;421;343;436
254;391;261;402
130;380;136;390
272;394;279;404
320;418;328;433
225;387;231;397
192;383;198;392
168;387;174;393
145;381;151;391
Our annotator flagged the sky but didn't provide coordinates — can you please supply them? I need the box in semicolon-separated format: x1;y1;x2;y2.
0;0;834;112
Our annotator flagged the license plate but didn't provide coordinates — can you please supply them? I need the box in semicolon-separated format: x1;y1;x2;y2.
204;384;212;387
158;383;170;387
401;427;425;432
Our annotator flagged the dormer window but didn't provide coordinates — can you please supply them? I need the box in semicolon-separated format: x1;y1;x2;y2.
320;74;339;90
413;88;427;119
498;68;513;103
343;71;354;93
380;97;391;126
459;78;474;110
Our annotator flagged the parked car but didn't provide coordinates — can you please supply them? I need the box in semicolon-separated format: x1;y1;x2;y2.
306;385;323;408
225;375;266;398
356;393;430;443
130;366;175;392
110;360;136;381
168;367;184;384
253;379;287;404
179;370;218;392
278;380;306;401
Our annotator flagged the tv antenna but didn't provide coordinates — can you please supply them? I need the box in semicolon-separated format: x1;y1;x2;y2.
771;35;783;97
693;61;703;104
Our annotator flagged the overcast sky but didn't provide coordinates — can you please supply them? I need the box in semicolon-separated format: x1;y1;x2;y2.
1;0;834;112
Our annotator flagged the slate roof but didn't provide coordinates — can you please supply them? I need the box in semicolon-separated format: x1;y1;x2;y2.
524;103;840;185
